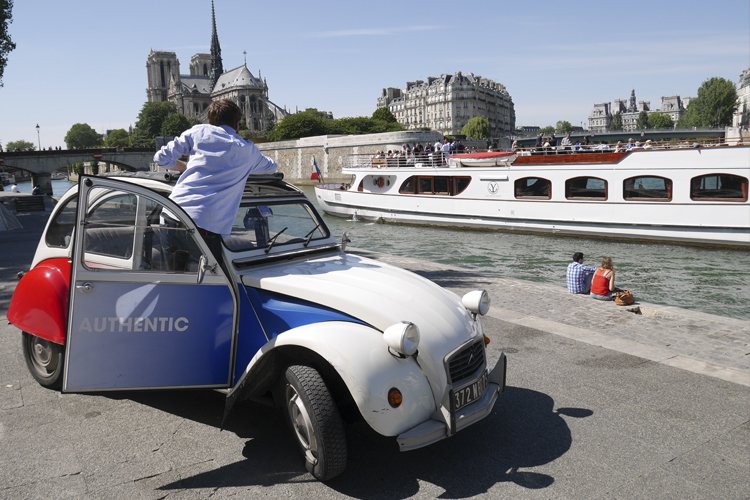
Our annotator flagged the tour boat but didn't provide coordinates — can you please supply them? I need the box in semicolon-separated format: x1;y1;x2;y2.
314;145;750;248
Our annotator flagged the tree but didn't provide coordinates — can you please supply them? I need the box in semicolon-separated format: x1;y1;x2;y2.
160;112;191;139
65;123;102;149
0;0;16;87
540;126;555;135
267;109;330;141
610;112;623;131
371;107;397;123
679;77;738;128
647;113;674;129
555;120;573;133
462;116;491;140
636;111;649;130
6;139;34;151
103;129;130;148
133;101;178;140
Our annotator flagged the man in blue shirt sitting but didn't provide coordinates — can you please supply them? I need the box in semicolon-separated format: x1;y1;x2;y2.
566;252;596;294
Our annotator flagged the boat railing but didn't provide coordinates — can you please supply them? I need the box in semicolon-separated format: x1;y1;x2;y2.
345;137;747;168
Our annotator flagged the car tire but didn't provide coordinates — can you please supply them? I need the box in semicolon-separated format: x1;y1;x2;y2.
22;332;64;390
282;365;347;481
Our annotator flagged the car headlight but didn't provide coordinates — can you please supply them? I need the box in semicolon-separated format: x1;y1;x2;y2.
383;321;420;356
462;290;490;316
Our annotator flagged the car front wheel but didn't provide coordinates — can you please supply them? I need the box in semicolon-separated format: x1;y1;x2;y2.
22;332;64;390
282;365;347;481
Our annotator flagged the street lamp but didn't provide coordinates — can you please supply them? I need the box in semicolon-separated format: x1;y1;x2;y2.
35;124;41;151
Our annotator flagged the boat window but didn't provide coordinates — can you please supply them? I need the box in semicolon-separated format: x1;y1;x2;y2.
399;176;472;196
565;176;607;200
690;174;748;202
623;176;672;201
514;177;551;199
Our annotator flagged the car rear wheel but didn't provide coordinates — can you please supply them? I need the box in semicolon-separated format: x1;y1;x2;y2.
22;332;64;390
282;365;347;481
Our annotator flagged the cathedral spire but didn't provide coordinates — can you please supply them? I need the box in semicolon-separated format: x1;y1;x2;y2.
209;0;224;89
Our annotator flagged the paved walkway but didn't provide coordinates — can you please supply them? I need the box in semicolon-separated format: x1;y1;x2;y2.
357;250;750;387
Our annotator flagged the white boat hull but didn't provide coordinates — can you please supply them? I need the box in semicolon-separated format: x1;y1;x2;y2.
315;147;750;248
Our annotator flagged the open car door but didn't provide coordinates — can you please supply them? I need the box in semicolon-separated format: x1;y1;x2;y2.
63;176;236;392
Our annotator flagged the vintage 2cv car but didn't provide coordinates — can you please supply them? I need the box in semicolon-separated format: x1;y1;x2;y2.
8;172;507;480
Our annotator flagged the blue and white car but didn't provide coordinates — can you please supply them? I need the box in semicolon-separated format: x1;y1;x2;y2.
8;172;507;480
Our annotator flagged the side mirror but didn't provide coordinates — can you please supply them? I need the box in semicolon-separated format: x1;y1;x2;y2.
197;255;216;283
341;232;351;251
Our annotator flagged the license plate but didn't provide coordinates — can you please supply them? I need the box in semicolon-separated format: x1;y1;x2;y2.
452;371;488;411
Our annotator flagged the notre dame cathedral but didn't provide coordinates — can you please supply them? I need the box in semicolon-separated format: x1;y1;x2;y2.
145;1;288;134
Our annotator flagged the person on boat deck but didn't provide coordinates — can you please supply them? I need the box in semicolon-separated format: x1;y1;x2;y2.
590;257;621;300
561;133;572;150
626;138;635;150
566;252;596;294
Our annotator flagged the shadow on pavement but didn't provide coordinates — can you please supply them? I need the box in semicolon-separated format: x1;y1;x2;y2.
126;386;591;496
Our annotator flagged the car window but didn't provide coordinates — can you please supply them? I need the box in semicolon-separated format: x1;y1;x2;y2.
81;188;203;272
223;201;328;252
45;196;78;248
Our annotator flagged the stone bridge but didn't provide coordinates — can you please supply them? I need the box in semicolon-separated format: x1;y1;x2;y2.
0;148;154;194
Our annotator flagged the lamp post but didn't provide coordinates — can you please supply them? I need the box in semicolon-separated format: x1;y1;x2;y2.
35;124;41;151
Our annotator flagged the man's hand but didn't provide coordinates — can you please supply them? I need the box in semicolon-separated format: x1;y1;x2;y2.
173;159;187;172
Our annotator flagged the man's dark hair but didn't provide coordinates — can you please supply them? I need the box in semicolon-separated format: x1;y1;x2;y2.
572;252;584;262
207;99;242;128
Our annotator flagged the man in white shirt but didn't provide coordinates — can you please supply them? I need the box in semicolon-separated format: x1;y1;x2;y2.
153;99;277;261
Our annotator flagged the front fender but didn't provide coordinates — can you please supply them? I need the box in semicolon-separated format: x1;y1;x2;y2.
229;321;436;437
8;258;71;345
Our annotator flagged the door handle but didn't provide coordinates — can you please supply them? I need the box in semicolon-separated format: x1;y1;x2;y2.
75;282;93;293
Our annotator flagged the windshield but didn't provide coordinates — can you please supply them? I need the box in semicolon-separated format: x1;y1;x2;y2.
223;200;330;252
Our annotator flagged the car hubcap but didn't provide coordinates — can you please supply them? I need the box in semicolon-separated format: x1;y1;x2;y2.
286;384;319;465
31;338;56;373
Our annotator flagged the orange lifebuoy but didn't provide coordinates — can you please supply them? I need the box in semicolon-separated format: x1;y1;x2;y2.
375;177;385;188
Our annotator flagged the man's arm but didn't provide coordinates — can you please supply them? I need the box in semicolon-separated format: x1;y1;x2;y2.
153;133;191;170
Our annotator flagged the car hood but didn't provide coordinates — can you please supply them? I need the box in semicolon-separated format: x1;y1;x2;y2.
241;252;482;375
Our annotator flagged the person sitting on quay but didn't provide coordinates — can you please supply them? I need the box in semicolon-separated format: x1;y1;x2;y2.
590;257;621;300
566;252;596;294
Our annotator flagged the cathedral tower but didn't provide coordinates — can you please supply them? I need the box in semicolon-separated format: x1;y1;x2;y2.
209;0;224;89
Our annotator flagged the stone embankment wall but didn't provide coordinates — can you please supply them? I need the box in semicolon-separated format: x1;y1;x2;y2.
257;131;444;184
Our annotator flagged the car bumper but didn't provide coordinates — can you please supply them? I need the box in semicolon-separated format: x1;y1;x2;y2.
396;352;507;452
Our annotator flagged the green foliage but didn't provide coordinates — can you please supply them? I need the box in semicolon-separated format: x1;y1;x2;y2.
555;120;574;133
371;107;397;123
161;112;191;139
91;160;99;175
5;139;34;151
267;109;329;141
0;0;16;86
647;113;674;129
636;111;649;130
461;116;491;140
267;108;404;141
134;101;178;141
610;112;623;131
540;126;555;135
64;123;102;149
103;129;130;148
679;77;738;128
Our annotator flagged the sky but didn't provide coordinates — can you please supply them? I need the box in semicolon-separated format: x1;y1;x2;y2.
1;0;748;149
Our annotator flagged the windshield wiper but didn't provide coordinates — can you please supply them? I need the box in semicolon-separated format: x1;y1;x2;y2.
264;227;288;254
302;223;322;247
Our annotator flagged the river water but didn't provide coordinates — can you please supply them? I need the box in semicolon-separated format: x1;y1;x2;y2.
16;180;749;320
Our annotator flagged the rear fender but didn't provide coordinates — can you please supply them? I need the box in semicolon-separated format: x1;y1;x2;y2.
8;258;71;345
226;321;436;437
